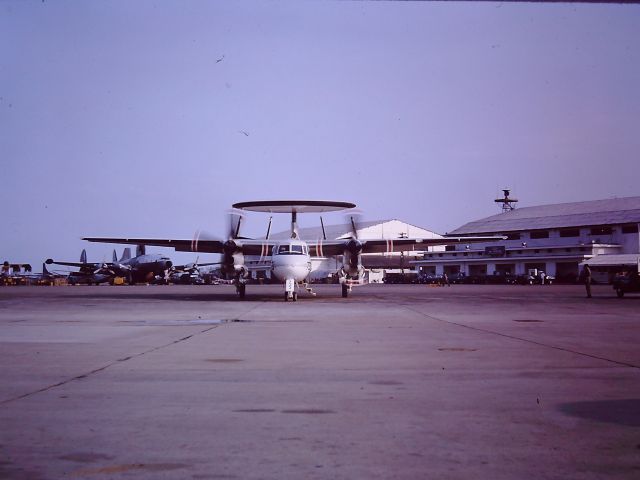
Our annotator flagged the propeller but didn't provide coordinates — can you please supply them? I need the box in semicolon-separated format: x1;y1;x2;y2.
343;211;364;275
227;210;244;240
345;211;363;255
192;211;246;280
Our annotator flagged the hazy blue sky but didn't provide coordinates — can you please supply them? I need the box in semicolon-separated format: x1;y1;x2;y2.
2;1;639;268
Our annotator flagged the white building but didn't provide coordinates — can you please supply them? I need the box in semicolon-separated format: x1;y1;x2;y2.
414;196;640;283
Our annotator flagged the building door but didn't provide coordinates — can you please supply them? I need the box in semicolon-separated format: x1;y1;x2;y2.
495;264;515;275
469;264;486;276
443;265;460;275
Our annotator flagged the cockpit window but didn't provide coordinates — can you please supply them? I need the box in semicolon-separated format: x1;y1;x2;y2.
277;244;304;255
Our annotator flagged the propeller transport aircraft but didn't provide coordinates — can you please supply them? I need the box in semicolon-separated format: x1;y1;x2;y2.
84;200;505;301
47;246;175;285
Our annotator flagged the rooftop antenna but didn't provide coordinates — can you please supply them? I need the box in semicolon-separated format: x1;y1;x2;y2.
495;188;518;213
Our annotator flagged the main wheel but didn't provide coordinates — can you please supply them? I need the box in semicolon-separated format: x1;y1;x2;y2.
616;288;624;298
284;292;288;302
293;292;297;302
342;283;348;298
238;283;246;299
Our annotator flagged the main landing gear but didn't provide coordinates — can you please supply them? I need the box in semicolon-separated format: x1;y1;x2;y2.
235;282;246;300
342;283;349;298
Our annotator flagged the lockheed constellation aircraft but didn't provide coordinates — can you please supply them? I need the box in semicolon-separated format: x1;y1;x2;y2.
47;246;174;285
84;200;504;301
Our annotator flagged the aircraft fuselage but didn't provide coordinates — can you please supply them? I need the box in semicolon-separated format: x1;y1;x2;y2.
270;240;312;284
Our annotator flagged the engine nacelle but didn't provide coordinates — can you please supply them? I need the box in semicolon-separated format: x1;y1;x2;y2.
221;240;248;279
342;240;363;278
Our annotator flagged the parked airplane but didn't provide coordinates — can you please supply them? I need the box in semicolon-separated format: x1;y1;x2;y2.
46;246;174;285
169;257;219;285
83;200;505;300
108;245;174;284
45;249;114;285
0;261;64;285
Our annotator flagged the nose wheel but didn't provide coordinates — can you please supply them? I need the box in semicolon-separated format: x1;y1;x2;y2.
284;278;297;302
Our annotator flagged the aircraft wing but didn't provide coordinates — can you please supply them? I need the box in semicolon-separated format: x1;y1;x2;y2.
360;235;506;254
83;237;227;253
306;235;506;256
45;259;102;268
83;237;281;256
172;261;221;269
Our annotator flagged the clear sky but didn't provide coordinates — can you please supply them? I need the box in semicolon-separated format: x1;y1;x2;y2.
2;0;639;269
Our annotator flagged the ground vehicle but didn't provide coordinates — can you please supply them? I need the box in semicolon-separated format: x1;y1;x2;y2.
612;272;640;297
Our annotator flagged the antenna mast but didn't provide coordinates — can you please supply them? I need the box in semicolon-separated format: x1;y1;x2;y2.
495;189;518;213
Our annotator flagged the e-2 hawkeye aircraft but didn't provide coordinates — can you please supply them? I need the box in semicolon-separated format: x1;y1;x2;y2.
84;200;505;300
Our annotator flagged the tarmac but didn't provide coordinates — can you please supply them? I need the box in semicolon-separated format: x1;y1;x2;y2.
0;283;639;479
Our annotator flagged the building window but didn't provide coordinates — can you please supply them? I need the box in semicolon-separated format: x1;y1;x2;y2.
565;248;571;253
622;224;639;234
559;228;580;237
505;233;521;240
530;230;549;239
445;245;456;252
590;226;612;235
463;252;468;256
534;249;540;253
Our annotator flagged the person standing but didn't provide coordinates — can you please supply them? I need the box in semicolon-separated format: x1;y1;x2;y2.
583;264;592;298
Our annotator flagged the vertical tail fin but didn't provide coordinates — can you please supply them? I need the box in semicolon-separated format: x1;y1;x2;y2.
120;248;131;262
80;249;87;264
136;244;146;257
113;250;118;262
42;263;51;276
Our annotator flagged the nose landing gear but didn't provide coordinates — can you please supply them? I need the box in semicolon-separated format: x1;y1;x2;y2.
284;278;297;302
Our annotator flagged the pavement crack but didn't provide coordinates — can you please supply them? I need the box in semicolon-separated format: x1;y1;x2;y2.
0;326;219;406
398;303;640;370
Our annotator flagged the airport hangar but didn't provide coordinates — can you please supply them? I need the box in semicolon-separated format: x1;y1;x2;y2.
414;196;640;283
242;196;640;283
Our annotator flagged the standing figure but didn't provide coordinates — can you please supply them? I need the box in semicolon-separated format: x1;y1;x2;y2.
583;264;592;298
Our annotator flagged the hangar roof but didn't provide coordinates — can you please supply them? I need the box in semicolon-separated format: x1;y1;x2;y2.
271;219;387;240
450;196;640;234
271;219;440;240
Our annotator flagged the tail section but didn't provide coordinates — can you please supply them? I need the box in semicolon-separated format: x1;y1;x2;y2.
80;249;87;264
42;263;51;276
113;250;118;262
119;248;131;262
136;244;146;257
